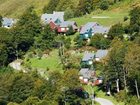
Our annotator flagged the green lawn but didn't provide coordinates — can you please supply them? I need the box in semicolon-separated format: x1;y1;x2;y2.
70;0;140;27
27;49;63;72
71;10;129;27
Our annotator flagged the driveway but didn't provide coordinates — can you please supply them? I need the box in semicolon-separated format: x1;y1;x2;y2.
95;98;114;105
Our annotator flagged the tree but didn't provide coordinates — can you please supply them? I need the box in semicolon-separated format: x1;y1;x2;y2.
0;44;8;66
9;6;42;58
0;15;2;27
75;0;94;17
66;25;74;35
90;34;111;49
0;72;15;105
124;43;140;99
104;38;127;93
100;0;109;10
130;6;140;32
34;25;56;50
129;6;140;39
108;23;125;39
43;0;60;13
8;73;34;103
64;9;75;20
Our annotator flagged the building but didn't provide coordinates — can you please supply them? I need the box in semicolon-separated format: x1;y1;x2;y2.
95;50;108;61
41;11;64;25
80;22;98;39
79;68;95;84
2;17;16;28
80;22;109;39
92;26;109;36
81;52;95;67
57;21;78;33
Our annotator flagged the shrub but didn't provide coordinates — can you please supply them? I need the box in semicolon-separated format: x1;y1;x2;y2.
100;0;109;10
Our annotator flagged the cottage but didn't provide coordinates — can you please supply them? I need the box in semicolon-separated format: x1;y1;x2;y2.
41;11;64;25
95;50;108;61
81;52;95;67
92;26;109;36
80;22;110;39
2;17;16;28
57;21;78;33
80;22;99;39
79;68;94;84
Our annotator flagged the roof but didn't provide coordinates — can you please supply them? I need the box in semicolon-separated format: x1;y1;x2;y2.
41;11;64;24
82;52;95;61
92;26;110;34
95;50;108;59
59;21;77;29
2;17;15;27
79;68;92;79
80;22;99;34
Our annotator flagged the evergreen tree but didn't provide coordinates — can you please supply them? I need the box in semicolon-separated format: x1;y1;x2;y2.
75;0;94;17
104;38;127;93
0;15;2;27
43;0;60;13
108;23;125;39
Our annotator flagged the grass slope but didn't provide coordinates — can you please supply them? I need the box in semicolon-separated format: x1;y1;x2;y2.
71;0;140;26
27;49;63;72
0;0;49;18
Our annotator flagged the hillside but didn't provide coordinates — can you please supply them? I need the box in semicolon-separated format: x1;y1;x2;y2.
0;0;140;21
0;0;50;18
71;0;140;26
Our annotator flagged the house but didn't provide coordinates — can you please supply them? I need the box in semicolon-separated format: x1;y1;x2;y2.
80;22;99;39
80;22;110;39
41;11;64;25
81;52;95;67
57;21;78;33
79;68;95;84
2;17;16;28
92;26;109;36
95;50;108;61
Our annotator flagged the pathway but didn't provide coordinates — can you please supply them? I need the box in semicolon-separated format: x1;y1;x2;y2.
95;98;114;105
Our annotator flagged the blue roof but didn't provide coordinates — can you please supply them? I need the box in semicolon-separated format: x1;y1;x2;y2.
41;11;64;24
80;22;99;34
82;52;95;61
95;50;108;59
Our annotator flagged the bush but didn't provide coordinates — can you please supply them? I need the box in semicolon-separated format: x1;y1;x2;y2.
64;9;75;20
90;34;111;49
100;0;109;10
124;16;129;21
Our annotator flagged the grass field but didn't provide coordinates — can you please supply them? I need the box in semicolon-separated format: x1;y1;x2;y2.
26;49;63;73
0;0;50;17
71;0;140;27
71;8;129;27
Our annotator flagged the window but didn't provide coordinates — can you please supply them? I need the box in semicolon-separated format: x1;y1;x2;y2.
61;28;65;31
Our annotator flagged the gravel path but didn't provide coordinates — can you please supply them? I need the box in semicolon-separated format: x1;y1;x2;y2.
92;16;111;18
95;98;114;105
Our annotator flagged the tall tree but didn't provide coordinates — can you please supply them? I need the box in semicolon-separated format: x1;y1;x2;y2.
108;23;125;39
75;0;93;17
10;6;42;58
0;15;2;27
124;43;140;99
104;38;127;93
43;0;60;13
34;25;56;50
